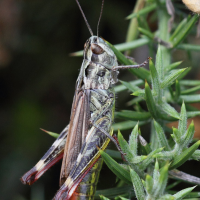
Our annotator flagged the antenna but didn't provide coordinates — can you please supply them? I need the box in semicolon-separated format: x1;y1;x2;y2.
97;0;104;38
75;0;93;36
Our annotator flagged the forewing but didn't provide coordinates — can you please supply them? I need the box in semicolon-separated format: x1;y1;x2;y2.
54;117;113;200
60;90;90;186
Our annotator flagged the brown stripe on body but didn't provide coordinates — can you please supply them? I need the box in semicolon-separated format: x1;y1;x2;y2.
60;90;90;186
54;117;112;199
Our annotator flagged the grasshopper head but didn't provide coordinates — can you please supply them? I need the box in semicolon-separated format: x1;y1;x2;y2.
84;36;118;70
83;36;119;89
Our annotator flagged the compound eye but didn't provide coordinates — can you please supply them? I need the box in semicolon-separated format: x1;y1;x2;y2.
97;70;106;77
91;44;104;55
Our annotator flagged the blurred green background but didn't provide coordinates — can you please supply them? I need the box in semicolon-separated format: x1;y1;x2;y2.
0;0;139;199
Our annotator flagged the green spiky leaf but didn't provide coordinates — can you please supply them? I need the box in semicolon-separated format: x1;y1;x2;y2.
160;69;187;89
99;195;110;200
119;80;143;93
138;27;154;39
170;18;187;41
114;80;143;93
180;94;200;103
146;174;153;194
170;14;199;47
145;81;158;118
95;186;133;199
180;121;195;149
180;80;200;86
100;149;132;184
118;130;135;161
164;61;183;73
155;45;163;80
112;120;149;131
40;128;59;138
178;102;187;136
115;111;151;121
181;85;200;95
152;163;169;198
159;102;180;120
149;59;160;97
173;186;196;199
130;168;146;200
177;43;200;51
154;120;171;151
170;140;200;170
187;111;200;118
126;3;156;19
129;124;139;154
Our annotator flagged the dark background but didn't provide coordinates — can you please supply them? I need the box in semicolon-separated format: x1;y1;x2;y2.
0;0;140;199
1;0;200;200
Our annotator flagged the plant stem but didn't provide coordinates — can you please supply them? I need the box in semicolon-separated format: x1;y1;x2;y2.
125;0;145;55
157;3;171;74
150;1;171;146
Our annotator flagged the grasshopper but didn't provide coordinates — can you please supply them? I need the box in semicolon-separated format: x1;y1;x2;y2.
21;0;150;199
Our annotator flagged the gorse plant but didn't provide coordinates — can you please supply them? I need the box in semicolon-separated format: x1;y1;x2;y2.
51;0;200;199
92;0;200;199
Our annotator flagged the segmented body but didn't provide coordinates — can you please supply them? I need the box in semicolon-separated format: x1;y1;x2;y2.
20;33;149;199
70;158;103;200
21;36;118;200
56;36;118;199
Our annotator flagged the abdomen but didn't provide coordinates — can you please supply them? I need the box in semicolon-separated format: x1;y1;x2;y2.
70;158;103;200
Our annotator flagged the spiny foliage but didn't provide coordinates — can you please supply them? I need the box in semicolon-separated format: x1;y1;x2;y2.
95;0;200;199
50;0;200;199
